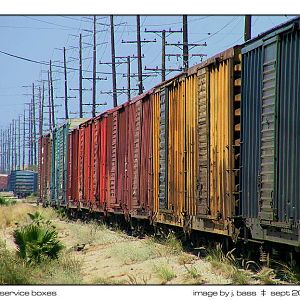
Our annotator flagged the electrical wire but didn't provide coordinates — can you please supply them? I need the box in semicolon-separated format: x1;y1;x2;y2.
194;17;238;43
23;16;83;30
0;25;75;31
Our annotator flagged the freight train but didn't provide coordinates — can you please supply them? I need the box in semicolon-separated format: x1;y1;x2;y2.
38;17;300;262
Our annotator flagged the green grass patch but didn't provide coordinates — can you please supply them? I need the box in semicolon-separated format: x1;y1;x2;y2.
153;263;177;284
206;244;252;285
110;241;158;264
0;240;82;284
0;196;17;206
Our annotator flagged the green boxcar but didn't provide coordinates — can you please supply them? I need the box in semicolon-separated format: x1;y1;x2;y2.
51;119;86;206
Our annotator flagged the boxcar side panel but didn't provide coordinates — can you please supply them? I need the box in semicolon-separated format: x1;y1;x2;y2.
209;59;234;221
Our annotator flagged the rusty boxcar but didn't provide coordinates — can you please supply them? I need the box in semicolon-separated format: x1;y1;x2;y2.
75;113;108;210
153;46;241;237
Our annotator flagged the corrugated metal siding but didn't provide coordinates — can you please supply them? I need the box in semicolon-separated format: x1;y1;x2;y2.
158;88;169;210
106;111;119;209
240;47;262;218
186;74;198;216
132;101;142;208
259;38;278;221
117;107;128;209
93;119;100;204
100;117;107;205
90;121;96;204
83;124;90;205
126;103;135;210
66;133;72;203
152;92;160;214
140;95;153;211
78;125;85;202
168;81;185;215
277;28;300;222
209;59;235;220
67;129;79;205
241;19;300;227
197;68;209;215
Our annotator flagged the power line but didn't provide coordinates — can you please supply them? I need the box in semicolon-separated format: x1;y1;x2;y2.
0;25;75;31
194;17;239;43
23;16;82;30
0;49;120;75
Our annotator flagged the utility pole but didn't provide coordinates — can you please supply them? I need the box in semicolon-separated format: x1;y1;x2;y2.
12;121;16;170
79;33;83;117
183;15;189;70
110;15;118;107
47;71;52;130
8;124;12;171
23;112;26;170
40;84;44;137
244;15;252;42
92;15;97;117
28;105;32;168
18;115;21;170
136;15;143;94
32;83;37;166
11;122;14;171
1;130;4;173
63;47;69;119
145;28;183;81
7;127;10;172
127;56;131;101
162;30;166;81
50;60;55;128
100;55;138;103
122;17;156;95
14;119;17;170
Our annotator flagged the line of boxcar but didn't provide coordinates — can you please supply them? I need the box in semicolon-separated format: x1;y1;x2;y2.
39;17;300;258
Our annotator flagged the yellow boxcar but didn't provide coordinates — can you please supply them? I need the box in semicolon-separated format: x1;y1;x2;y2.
152;46;241;237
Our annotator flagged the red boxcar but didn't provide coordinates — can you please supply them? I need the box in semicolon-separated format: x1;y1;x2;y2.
93;113;107;209
77;119;92;208
104;92;153;219
74;114;108;210
106;107;120;212
129;92;153;219
0;174;9;191
135;93;153;218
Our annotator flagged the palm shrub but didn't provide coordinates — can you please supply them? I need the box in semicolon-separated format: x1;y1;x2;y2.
14;223;64;264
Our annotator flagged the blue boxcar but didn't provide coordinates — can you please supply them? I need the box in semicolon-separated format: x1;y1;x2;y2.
9;170;38;198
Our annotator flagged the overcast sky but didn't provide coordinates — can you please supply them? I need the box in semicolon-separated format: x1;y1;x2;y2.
0;15;295;130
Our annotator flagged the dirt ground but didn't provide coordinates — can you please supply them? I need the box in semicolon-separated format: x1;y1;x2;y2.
54;220;233;284
0;196;288;285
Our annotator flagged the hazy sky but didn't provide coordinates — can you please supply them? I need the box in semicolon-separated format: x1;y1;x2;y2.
0;15;295;130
